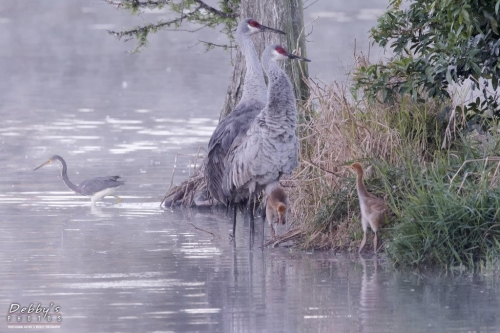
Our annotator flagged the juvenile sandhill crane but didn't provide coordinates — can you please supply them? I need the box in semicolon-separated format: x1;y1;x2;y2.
349;163;390;253
34;155;125;205
222;44;310;235
205;19;284;233
265;186;288;240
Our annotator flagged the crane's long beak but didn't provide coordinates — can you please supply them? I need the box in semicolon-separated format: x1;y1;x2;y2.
33;159;52;171
288;53;311;62
259;24;286;35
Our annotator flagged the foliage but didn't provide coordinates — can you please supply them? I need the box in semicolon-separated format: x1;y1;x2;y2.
354;0;500;130
287;55;449;251
387;152;500;270
283;53;500;270
105;0;239;52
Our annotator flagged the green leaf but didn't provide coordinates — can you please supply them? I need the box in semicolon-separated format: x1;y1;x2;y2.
461;9;470;24
446;69;452;84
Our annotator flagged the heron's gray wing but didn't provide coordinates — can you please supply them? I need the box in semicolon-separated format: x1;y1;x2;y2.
79;176;125;196
205;102;262;203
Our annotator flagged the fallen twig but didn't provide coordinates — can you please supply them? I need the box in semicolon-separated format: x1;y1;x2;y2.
189;223;221;239
264;227;304;247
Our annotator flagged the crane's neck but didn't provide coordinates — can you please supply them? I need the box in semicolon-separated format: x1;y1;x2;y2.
263;60;296;121
57;158;80;193
236;32;267;106
355;173;370;198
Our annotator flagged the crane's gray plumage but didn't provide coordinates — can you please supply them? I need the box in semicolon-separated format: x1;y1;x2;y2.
34;154;124;205
222;44;310;205
205;18;285;205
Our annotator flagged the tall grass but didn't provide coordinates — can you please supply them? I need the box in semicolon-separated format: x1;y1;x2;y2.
387;153;500;269
288;67;448;250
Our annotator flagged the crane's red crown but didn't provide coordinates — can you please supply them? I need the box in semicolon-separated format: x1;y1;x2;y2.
275;46;287;55
248;20;260;28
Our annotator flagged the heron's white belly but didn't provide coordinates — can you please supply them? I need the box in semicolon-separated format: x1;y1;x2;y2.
89;187;117;202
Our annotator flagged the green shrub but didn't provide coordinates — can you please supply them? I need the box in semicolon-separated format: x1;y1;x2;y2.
388;152;500;269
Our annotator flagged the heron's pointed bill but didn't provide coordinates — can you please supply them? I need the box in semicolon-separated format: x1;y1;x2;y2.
287;53;311;62
259;24;286;35
33;159;52;171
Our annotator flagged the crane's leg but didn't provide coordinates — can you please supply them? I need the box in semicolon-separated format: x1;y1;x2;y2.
249;203;255;234
261;210;266;249
231;205;237;238
358;231;367;253
358;217;369;253
270;223;276;240
373;231;378;254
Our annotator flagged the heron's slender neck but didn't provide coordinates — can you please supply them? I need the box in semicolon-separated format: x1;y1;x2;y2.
236;31;267;106
54;156;80;193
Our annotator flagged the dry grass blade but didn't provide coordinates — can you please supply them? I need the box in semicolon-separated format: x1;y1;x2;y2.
287;53;446;250
160;149;209;208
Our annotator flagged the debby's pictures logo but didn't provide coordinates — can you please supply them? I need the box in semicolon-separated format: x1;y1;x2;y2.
6;303;62;329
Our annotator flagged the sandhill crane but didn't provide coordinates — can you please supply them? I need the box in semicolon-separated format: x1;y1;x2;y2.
265;186;288;240
204;19;284;234
34;155;125;205
349;163;390;253
222;44;310;235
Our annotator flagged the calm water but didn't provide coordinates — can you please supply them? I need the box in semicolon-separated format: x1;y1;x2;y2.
1;1;499;332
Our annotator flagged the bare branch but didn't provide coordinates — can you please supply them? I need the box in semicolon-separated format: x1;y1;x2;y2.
107;5;202;51
103;0;171;9
193;0;237;19
195;40;236;51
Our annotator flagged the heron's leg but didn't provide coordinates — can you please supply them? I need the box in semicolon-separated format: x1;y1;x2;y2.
113;196;122;204
373;231;378;254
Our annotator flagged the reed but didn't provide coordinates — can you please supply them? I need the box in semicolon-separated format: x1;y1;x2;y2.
287;54;500;269
287;55;449;252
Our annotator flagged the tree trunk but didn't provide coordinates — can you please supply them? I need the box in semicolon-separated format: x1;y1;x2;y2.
220;0;309;119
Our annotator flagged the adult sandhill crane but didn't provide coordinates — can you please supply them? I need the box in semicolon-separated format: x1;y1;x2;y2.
265;186;288;240
222;44;310;235
205;18;285;206
34;155;125;205
349;163;390;253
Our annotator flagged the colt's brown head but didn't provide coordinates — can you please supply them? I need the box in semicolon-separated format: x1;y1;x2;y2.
349;163;364;176
277;203;287;225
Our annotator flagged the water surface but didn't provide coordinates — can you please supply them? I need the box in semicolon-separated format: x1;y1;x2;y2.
1;1;499;332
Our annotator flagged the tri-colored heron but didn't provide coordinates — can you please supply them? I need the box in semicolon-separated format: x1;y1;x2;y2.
34;155;125;205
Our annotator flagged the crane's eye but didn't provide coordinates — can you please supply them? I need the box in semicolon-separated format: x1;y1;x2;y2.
275;46;287;55
248;20;260;28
